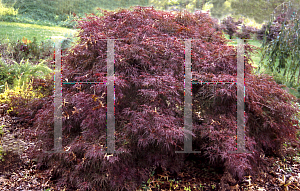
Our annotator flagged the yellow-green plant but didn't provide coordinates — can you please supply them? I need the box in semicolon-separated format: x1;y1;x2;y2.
11;59;52;88
0;0;18;16
0;76;44;115
0;125;3;135
0;58;53;93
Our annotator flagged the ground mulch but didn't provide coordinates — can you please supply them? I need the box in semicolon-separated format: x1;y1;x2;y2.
1;113;300;191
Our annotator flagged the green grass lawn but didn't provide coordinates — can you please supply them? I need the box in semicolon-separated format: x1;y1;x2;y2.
223;33;263;74
0;21;78;43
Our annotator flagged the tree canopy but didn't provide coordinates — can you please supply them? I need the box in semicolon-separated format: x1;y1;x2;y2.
25;6;300;190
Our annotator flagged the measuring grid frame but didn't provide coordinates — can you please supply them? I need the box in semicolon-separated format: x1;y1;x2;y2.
50;37;253;155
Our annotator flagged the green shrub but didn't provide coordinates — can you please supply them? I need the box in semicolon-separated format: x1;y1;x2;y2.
0;58;53;93
0;0;18;23
2;37;54;63
1;0;149;28
0;0;18;16
0;14;18;22
58;12;81;28
0;71;53;125
0;76;45;115
9;0;57;21
1;0;86;27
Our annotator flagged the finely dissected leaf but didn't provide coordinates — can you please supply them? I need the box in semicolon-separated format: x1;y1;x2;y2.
28;6;300;191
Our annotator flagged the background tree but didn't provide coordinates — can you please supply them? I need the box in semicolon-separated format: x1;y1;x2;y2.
221;16;242;39
199;0;208;10
230;0;300;24
149;0;232;15
149;0;197;12
196;0;207;10
209;0;231;19
1;0;149;23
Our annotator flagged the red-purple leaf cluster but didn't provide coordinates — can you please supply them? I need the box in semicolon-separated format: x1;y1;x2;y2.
256;22;282;42
29;6;300;190
221;16;243;39
2;73;54;125
235;24;258;40
256;13;289;42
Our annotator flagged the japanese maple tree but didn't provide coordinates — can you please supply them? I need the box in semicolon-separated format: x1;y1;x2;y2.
29;6;300;190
